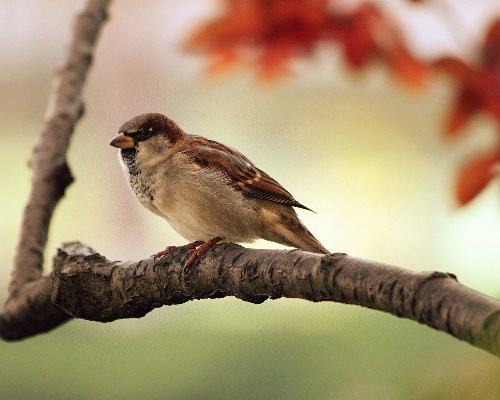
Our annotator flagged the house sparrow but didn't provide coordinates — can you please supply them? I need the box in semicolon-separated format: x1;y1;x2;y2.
110;113;329;264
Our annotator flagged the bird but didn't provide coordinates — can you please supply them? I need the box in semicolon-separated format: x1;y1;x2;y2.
110;113;329;266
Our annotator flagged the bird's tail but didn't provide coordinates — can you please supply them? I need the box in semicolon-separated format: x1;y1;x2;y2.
259;207;330;254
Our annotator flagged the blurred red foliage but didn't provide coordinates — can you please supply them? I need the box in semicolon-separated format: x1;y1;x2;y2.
456;152;500;206
186;0;428;85
435;20;500;137
186;0;500;206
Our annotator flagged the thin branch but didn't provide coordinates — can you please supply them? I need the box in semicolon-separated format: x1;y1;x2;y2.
1;0;111;333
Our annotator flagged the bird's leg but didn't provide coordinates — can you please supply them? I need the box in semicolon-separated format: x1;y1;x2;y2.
184;236;224;269
154;241;204;260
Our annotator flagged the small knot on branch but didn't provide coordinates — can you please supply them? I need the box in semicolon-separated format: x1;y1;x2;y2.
52;160;74;196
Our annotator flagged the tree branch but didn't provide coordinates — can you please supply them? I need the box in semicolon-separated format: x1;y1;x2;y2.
1;0;111;336
2;241;500;358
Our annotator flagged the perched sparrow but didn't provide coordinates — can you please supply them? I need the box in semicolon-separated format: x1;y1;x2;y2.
110;113;329;263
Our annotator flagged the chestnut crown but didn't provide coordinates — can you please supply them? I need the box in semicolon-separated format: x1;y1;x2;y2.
117;113;184;145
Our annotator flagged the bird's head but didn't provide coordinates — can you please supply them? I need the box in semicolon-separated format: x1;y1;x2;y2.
110;113;185;163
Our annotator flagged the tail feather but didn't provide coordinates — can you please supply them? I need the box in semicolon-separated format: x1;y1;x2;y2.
295;228;330;254
259;206;330;254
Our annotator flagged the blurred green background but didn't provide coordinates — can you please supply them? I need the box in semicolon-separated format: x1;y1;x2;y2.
1;1;500;399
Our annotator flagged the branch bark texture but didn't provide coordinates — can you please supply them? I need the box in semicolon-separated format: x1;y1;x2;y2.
3;241;500;359
1;0;111;336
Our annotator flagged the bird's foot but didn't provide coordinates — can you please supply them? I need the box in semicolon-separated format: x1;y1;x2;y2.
154;241;204;260
184;236;224;269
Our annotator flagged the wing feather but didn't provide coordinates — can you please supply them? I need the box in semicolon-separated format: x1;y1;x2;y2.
182;136;312;211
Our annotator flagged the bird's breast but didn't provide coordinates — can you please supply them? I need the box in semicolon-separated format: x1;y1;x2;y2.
120;151;263;242
119;149;158;212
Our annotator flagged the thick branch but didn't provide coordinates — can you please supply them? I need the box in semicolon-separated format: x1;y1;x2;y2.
4;241;499;358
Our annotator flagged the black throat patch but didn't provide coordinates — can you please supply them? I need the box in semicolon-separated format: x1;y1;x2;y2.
121;147;139;176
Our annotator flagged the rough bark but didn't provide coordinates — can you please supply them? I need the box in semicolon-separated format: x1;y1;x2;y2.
2;241;500;358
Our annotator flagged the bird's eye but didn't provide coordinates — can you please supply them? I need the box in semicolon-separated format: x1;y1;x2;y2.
126;129;154;143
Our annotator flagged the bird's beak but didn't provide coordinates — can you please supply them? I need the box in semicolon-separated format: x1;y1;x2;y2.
109;132;135;149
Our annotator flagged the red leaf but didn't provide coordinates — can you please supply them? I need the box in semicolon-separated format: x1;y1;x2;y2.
433;57;471;79
331;4;428;87
435;19;500;135
386;45;428;89
337;7;377;69
206;49;240;75
456;152;500;205
483;19;500;68
444;86;483;136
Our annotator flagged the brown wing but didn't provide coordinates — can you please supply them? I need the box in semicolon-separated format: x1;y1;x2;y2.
182;136;312;211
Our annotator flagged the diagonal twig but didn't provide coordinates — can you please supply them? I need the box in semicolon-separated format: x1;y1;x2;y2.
1;0;112;337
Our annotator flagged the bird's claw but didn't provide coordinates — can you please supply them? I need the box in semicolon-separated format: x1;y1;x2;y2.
183;236;224;269
153;238;223;269
154;241;204;260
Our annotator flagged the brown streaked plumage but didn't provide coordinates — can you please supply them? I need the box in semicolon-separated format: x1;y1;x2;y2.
110;113;329;257
182;136;312;211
